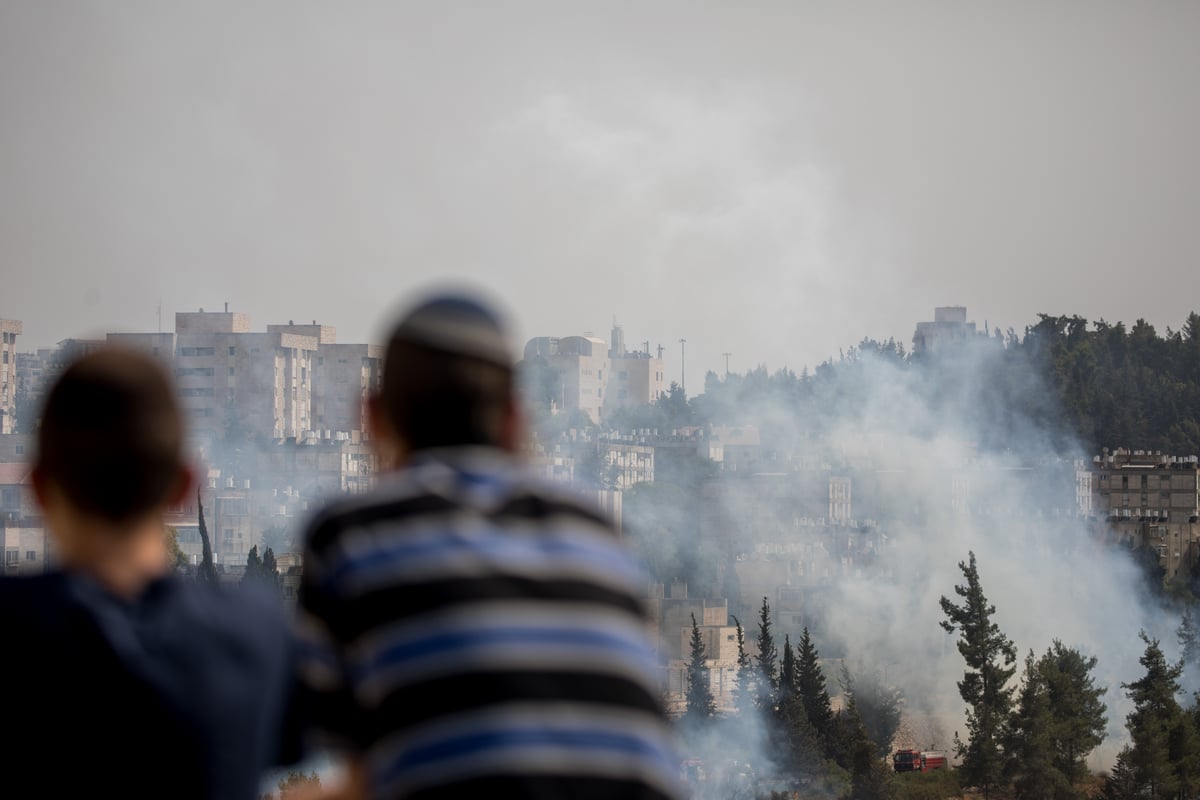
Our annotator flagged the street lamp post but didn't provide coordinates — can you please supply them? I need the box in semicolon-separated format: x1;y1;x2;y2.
679;338;686;396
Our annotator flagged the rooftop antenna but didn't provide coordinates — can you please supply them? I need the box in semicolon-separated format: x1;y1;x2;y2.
722;352;732;378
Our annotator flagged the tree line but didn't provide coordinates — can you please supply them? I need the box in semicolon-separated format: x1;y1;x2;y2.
542;310;1200;458
677;550;1200;800
679;599;903;799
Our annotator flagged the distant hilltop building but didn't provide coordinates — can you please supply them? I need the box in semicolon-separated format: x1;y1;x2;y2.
0;320;21;434
912;306;983;354
523;323;666;423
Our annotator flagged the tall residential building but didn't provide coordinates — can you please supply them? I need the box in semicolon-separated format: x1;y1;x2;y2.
310;343;383;437
105;331;177;369
522;324;666;424
173;310;320;444
524;335;609;423
0;320;21;434
1090;449;1200;580
912;306;980;354
605;325;666;417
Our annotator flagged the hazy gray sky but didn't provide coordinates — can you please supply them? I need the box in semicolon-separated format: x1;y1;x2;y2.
3;2;1198;383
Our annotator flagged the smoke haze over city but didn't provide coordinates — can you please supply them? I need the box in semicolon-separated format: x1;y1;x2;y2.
3;3;1200;382
5;5;1200;795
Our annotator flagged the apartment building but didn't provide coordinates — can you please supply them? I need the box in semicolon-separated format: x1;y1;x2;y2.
645;583;741;716
0;320;21;434
522;324;666;424
3;520;48;576
605;325;666;416
309;342;383;437
1090;449;1200;580
599;436;655;489
105;331;177;368
174;311;320;444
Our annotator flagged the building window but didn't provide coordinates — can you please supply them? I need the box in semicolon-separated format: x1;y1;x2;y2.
25;550;36;562
179;347;216;357
5;550;17;565
229;346;236;356
15;445;24;455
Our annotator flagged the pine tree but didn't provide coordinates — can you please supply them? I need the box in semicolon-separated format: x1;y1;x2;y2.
1040;641;1107;787
841;690;898;800
197;490;218;584
682;613;717;729
939;551;1016;800
1123;633;1184;800
796;627;835;749
1178;607;1200;680
843;665;903;759
1006;650;1066;800
755;597;779;712
1103;746;1141;800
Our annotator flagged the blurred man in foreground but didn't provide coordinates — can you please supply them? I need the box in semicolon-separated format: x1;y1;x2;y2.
296;292;682;799
0;350;300;799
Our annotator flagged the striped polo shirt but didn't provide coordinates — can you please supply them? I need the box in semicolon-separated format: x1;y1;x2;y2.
296;447;683;799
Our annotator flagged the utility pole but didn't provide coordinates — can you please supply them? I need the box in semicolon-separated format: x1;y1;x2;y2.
722;352;732;378
679;338;687;396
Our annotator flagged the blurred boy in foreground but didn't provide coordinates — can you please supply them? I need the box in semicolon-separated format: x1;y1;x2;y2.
0;349;300;799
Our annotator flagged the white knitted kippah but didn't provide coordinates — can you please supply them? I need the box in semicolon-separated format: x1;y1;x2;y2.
389;294;513;368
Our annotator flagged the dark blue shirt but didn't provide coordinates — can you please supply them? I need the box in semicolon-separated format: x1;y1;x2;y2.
0;571;300;799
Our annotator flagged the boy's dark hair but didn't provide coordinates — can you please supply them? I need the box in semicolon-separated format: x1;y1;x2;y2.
379;294;514;451
35;349;185;524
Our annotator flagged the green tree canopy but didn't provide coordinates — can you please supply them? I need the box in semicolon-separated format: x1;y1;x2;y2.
940;551;1017;800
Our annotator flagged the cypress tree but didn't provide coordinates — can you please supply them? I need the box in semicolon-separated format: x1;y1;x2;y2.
754;597;779;712
779;634;796;706
197;490;218;585
731;616;756;719
796;627;835;748
682;613;717;729
242;544;262;586
261;547;283;595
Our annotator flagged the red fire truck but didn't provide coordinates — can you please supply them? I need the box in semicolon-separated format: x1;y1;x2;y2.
892;749;948;773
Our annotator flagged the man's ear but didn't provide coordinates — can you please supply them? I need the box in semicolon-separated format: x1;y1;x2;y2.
368;395;405;468
30;465;52;512
498;394;523;453
168;465;196;508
